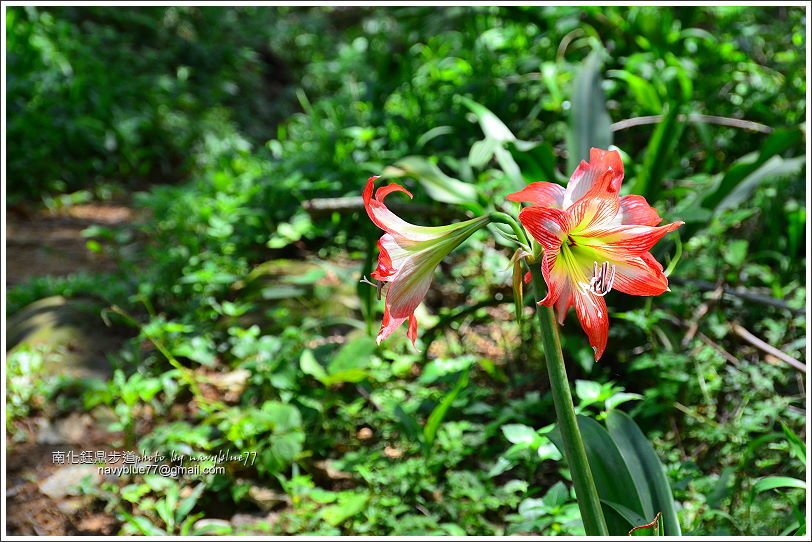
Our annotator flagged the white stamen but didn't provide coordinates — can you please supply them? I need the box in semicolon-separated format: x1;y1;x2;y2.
359;275;385;299
587;261;616;297
577;280;600;309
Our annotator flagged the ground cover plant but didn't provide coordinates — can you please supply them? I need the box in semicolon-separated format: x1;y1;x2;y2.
5;5;807;536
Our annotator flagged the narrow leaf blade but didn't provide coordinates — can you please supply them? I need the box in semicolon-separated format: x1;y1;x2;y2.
567;48;612;174
549;415;646;535
605;410;681;536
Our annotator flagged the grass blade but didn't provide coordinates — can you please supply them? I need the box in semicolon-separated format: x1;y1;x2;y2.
423;368;470;449
605;410;681;536
567;47;612;175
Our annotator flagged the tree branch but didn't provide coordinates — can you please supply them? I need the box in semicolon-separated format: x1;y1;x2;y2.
670;277;804;315
731;322;806;373
301;196;466;219
610;113;772;133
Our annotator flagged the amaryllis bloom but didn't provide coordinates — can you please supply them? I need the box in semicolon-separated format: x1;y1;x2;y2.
364;176;489;348
508;148;683;360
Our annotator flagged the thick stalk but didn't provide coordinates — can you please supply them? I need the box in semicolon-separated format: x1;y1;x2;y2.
530;265;608;536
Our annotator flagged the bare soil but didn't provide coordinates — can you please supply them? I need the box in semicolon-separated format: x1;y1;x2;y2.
6;202;136;535
6;203;134;287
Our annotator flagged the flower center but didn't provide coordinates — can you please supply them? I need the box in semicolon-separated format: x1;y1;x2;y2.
586;261;616;296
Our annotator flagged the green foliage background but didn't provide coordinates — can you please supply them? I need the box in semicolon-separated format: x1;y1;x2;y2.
6;5;807;536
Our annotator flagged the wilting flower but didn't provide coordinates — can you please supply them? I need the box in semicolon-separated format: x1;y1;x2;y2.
508;148;683;360
363;176;489;348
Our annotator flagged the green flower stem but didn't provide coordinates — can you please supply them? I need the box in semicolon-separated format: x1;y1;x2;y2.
107;305;223;415
489;211;529;247
529;264;608;536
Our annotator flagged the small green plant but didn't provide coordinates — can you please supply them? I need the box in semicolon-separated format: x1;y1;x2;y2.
117;478;222;535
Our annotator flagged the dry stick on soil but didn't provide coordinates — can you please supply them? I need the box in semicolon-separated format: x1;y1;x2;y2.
302;197;466;219
670;415;688;462
610;113;772;133
730;322;807;373
696;332;741;367
670;277;804;316
682;283;725;347
355;384;383;412
666;313;742;369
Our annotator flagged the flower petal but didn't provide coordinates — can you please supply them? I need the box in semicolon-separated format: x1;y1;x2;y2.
578;221;684;259
541;244;594;324
562;148;624;209
538;251;565;307
375;182;413;202
384;254;437;319
363;176;437;242
377;304;409;345
518;206;568;253
370;236;396;281
554;287;573;325
610;253;670;296
371;234;409;281
617;195;662;226
572;288;609;360
539;245;607;358
566;190;621;233
407;314;419;348
507;182;565;208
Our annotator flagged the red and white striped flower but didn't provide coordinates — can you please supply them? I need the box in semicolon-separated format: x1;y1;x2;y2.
509;148;683;360
364;176;488;348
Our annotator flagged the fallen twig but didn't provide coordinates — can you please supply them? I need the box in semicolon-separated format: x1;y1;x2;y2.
670;277;804;315
302;196;465;219
355;385;384;412
682;283;724;347
731;322;806;373
696;332;741;367
674;402;723;430
610;113;772;133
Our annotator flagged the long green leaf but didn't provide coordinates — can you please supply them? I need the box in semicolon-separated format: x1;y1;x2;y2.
300;349;328;384
567;48;612;175
460;97;535;190
701;127;803;210
629;102;684;200
494;145;525;190
752;476;806;495
393;404;421;441
327;336;376;375
602;499;648;528
383;156;481;209
459;96;516;142
707;466;735;510
608;70;662;114
423;368;470;448
550;415;645;535
605;410;681;536
469;138;499;169
176;482;206;524
781;423;807;467
714;155;805;214
319;492;370;526
628;512;664;536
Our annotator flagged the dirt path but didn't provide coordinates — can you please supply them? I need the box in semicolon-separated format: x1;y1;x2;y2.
6;202;136;535
6;418;123;535
6;202;134;287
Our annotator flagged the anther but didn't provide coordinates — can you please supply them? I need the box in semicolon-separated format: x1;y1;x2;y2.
588;261;616;296
359;275;385;299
